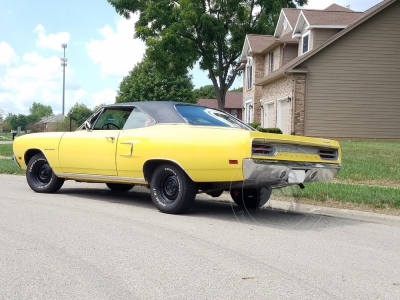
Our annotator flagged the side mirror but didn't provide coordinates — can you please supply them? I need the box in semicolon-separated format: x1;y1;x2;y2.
84;120;91;130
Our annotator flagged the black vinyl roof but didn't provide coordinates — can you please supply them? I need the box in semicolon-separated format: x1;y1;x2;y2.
104;101;199;124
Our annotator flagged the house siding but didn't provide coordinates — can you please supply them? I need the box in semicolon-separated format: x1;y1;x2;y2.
243;55;264;122
300;1;400;139
313;28;342;48
283;44;298;65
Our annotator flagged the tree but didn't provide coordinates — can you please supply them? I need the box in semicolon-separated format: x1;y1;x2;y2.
5;113;29;131
29;102;53;123
0;109;4;121
193;85;216;100
108;0;307;109
68;103;93;126
116;56;195;103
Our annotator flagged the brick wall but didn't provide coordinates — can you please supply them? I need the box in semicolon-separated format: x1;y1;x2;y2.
293;74;306;135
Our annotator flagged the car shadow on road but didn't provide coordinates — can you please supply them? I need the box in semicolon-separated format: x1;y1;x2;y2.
57;186;358;231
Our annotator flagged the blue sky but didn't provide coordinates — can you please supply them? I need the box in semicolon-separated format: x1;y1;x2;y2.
0;0;382;116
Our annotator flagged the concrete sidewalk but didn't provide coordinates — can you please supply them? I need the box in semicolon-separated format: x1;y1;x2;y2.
0;141;13;144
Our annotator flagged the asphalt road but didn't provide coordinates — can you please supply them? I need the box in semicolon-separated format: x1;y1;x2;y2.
1;174;399;299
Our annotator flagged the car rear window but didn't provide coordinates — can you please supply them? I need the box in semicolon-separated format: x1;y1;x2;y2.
175;105;253;130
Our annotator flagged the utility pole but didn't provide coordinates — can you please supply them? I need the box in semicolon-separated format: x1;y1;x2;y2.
61;43;68;115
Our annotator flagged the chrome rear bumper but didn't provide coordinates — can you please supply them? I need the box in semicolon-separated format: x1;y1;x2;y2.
242;159;340;188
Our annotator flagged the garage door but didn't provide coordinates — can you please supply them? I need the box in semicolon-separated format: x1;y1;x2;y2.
277;99;290;134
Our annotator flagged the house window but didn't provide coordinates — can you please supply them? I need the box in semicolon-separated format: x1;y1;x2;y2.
230;109;238;118
269;52;274;73
245;100;253;123
246;57;253;90
302;33;309;54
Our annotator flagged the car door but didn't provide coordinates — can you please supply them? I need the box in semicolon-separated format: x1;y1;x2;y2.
58;107;132;176
116;107;156;180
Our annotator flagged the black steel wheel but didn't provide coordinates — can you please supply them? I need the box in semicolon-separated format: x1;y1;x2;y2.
150;164;197;214
26;154;64;193
106;183;134;192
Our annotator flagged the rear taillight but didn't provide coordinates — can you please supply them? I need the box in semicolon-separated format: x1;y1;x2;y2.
318;148;338;160
252;142;276;156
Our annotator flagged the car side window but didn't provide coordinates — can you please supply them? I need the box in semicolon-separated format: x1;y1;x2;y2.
92;108;133;130
123;108;155;130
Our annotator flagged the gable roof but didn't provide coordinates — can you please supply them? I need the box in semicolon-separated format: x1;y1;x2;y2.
243;34;275;56
256;0;396;86
274;9;301;37
292;8;363;36
324;3;354;12
198;92;242;109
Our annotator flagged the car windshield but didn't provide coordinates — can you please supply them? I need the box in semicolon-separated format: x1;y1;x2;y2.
175;105;254;130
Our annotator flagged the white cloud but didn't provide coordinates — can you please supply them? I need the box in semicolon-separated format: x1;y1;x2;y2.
302;0;381;11
0;42;19;67
0;50;80;115
86;14;146;78
90;88;117;109
34;24;70;50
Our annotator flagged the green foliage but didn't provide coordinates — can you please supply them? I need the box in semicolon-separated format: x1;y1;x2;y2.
108;0;307;109
67;103;94;126
54;118;80;132
5;113;29;131
230;87;243;92
248;122;261;129
258;127;283;134
193;85;216;100
2;120;11;132
29;102;53;123
116;56;195;103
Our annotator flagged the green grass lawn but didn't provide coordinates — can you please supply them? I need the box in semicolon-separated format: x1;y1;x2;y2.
0;158;25;175
336;141;400;184
0;144;14;157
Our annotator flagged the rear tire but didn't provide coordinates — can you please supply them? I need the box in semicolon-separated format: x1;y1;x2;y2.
106;183;134;192
230;187;271;209
26;154;64;193
150;164;197;214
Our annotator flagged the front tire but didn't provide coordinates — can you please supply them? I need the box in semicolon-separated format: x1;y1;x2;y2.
26;154;64;193
150;164;197;214
106;183;134;192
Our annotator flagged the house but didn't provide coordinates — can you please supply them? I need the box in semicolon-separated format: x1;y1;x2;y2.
239;0;400;139
198;92;243;120
36;114;65;132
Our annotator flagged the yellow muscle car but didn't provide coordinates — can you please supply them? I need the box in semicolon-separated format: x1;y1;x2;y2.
12;101;341;214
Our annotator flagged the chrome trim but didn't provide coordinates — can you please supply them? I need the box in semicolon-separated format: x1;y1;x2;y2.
243;159;340;188
11;155;21;169
119;141;136;156
55;172;146;183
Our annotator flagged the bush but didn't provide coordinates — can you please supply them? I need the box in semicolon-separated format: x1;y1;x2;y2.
248;122;261;129
257;127;283;134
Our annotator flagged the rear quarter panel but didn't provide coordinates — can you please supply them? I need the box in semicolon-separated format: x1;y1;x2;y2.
116;125;250;182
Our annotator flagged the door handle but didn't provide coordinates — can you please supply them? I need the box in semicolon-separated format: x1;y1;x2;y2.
106;137;115;143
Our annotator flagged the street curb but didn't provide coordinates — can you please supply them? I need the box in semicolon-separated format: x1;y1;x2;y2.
200;192;400;226
266;200;400;226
